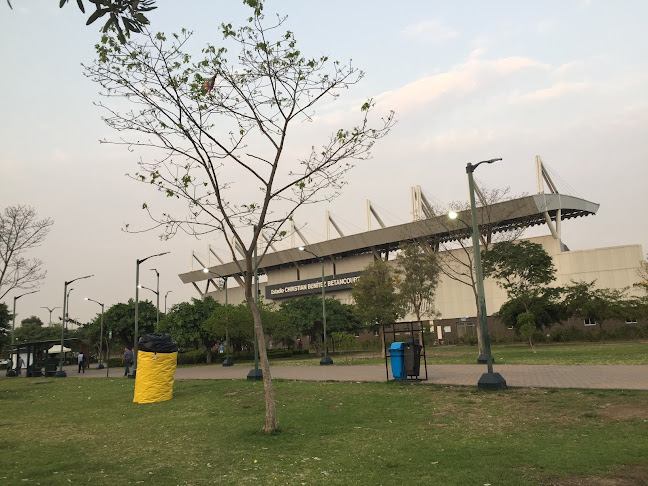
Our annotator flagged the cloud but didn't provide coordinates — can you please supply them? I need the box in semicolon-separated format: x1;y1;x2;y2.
374;55;551;114
536;19;556;34
509;82;589;103
53;148;72;161
402;19;459;44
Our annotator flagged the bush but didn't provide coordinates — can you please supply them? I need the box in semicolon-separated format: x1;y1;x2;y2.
457;334;478;346
105;357;123;368
177;349;207;365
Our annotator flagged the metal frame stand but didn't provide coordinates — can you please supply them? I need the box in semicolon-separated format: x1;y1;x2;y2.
383;322;429;382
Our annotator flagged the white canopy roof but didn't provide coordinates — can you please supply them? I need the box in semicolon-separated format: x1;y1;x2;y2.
47;345;71;354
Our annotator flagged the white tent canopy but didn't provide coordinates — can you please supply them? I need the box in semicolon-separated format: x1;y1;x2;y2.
47;345;71;354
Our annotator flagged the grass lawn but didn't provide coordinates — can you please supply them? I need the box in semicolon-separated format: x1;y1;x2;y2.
257;341;648;367
1;377;647;485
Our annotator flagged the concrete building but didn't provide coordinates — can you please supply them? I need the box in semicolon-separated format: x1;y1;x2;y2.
178;157;645;342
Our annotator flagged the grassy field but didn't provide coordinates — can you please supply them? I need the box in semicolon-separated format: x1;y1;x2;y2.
252;341;648;367
1;377;647;485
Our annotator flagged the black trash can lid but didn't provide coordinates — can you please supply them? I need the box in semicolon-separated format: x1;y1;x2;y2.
138;333;178;353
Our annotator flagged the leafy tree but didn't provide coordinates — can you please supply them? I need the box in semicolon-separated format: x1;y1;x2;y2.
562;281;627;333
84;8;394;432
0;204;54;300
21;315;44;327
516;312;536;351
484;240;561;347
352;259;405;357
161;297;222;363
101;298;157;349
224;302;256;350
14;316;60;343
496;288;566;346
624;295;648;322
395;242;441;327
483;240;556;298
0;302;12;353
278;295;360;355
6;0;157;44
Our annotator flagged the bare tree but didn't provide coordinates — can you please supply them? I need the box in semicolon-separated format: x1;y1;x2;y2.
635;254;648;294
395;242;441;328
434;186;524;357
0;205;54;300
84;12;394;432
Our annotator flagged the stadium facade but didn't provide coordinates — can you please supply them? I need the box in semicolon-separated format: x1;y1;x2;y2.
178;157;645;342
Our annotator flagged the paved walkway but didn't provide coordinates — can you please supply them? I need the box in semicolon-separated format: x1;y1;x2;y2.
54;363;648;390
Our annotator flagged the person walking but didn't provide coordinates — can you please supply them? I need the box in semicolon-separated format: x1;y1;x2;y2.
123;347;134;377
78;352;85;373
17;356;24;376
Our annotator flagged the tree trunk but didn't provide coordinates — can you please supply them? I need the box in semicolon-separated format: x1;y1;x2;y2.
206;346;212;364
244;270;277;433
379;326;386;359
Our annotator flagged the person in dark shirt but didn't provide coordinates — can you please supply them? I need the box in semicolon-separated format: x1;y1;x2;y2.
122;347;134;377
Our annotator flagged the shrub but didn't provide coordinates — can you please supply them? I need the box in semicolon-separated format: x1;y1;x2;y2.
177;349;206;365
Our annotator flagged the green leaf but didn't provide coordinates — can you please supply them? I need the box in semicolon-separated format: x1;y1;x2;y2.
86;7;108;26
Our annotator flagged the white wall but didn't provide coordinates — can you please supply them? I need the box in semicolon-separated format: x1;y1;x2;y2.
203;234;645;321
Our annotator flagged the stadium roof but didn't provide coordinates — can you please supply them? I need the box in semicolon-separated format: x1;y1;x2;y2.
179;193;599;284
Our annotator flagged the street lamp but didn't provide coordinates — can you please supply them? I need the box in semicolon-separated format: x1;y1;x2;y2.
137;284;160;331
40;306;61;326
448;210;494;365
151;268;160;330
56;274;93;377
132;252;170;378
164;290;173;313
247;224;263;381
8;290;38;377
299;246;333;365
85;297;105;369
464;157;506;390
203;268;233;366
66;288;74;330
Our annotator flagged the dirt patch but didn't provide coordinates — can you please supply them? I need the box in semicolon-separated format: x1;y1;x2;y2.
597;403;648;421
544;465;648;485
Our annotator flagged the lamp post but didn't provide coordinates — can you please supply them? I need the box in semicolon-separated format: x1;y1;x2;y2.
56;274;93;377
164;290;173;313
85;298;105;369
137;285;159;327
299;246;333;365
151;268;160;330
247;225;263;381
66;288;74;330
40;306;60;326
465;158;506;390
203;268;233;366
448;210;495;366
8;290;38;377
132;252;169;378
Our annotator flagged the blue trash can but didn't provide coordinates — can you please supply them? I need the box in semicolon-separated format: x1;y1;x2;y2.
389;342;406;380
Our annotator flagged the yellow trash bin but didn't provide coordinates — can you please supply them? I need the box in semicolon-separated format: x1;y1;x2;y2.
133;333;178;404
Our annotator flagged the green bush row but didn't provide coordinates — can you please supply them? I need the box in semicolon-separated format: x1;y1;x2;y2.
443;323;648;346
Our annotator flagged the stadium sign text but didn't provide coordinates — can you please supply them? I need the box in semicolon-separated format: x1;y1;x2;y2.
265;271;362;299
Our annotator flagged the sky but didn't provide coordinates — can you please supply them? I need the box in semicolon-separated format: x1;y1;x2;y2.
1;0;647;326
